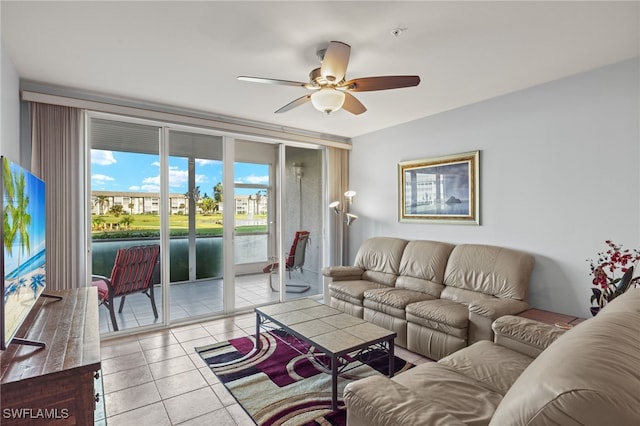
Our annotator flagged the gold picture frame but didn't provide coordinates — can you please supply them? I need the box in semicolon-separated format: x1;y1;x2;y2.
398;151;480;224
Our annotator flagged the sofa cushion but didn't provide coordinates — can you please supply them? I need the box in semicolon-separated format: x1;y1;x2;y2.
364;288;436;318
329;280;383;306
440;285;496;305
391;362;503;426
406;299;469;339
490;289;640;426
443;244;534;301
345;375;470;426
395;240;454;297
438;340;533;395
354;237;408;286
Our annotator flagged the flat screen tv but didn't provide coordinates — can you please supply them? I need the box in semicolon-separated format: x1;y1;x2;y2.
0;156;47;350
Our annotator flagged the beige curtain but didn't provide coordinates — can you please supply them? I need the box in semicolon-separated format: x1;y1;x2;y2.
326;146;350;266
30;103;85;290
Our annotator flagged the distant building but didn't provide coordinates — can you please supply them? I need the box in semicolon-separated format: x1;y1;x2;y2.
234;194;268;215
91;191;267;216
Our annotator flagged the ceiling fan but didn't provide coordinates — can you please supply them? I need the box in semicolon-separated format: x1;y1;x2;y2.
237;41;420;115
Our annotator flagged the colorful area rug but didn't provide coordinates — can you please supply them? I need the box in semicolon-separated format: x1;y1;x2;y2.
196;330;413;426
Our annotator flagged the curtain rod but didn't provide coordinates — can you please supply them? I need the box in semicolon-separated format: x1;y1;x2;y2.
21;89;352;150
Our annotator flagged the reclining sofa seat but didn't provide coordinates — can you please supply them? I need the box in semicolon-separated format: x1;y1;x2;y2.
325;237;535;360
326;237;408;318
362;240;455;347
407;243;534;359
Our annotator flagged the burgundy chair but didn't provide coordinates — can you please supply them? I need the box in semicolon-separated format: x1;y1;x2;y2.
263;231;311;293
92;244;160;331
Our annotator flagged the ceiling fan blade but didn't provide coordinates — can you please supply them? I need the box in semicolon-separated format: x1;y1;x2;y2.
341;76;420;92
237;76;308;87
275;95;311;113
321;41;351;83
342;93;367;115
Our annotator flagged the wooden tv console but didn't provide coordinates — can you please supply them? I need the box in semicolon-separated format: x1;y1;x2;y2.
1;287;101;425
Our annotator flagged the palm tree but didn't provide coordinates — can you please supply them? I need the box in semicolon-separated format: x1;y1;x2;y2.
94;195;110;215
201;197;215;215
213;182;223;213
92;216;105;231
2;168;33;280
255;190;265;215
29;273;45;298
119;215;134;229
192;186;201;203
12;169;31;259
109;204;124;217
2;158;16;255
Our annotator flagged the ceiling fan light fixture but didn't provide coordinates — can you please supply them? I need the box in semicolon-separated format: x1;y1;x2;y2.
310;88;345;114
239;41;420;116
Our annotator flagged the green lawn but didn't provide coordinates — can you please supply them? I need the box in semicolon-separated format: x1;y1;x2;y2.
91;213;267;239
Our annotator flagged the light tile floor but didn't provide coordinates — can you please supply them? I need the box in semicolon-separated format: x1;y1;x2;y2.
99;310;432;425
99;272;321;334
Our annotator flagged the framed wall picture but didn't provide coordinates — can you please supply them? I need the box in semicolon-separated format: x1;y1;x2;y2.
398;151;480;224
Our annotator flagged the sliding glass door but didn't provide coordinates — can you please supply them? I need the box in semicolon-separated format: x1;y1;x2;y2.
233;141;277;308
281;146;323;301
168;130;224;320
89;113;326;334
89;117;164;333
231;142;324;304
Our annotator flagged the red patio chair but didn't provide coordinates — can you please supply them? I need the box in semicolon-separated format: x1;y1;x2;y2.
263;231;311;293
92;244;160;331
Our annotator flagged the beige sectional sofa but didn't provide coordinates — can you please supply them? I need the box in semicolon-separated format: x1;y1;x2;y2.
323;237;535;359
344;288;640;426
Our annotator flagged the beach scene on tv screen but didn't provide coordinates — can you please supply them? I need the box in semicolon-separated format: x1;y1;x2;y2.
2;158;46;345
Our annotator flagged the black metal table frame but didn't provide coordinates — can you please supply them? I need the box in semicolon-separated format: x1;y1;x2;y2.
255;309;396;411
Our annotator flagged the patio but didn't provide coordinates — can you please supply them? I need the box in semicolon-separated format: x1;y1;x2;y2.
97;271;322;334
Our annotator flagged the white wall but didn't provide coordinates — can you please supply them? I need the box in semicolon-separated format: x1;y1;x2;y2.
1;44;20;161
349;58;640;318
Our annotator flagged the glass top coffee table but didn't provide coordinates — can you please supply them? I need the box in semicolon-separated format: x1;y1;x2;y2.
255;298;397;411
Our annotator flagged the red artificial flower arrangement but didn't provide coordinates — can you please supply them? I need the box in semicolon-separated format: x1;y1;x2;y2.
588;240;640;316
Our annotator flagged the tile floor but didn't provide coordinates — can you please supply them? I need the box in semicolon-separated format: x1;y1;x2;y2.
98;272;322;334
99;309;431;425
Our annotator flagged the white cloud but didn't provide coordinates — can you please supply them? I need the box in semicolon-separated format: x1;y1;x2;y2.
140;166;206;189
238;174;269;185
91;150;117;166
92;174;115;182
168;167;187;188
142;175;160;186
151;161;160;167
141;184;160;192
130;183;159;192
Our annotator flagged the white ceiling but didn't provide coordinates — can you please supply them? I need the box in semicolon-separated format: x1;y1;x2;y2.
2;1;639;139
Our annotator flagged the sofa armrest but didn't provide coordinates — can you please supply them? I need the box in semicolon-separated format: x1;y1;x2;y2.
467;298;529;345
344;376;466;426
321;265;364;281
492;315;566;358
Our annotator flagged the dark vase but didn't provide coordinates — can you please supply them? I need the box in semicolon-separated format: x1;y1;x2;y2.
590;306;601;316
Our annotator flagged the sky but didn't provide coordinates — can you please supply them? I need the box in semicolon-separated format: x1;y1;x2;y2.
91;150;269;196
